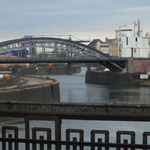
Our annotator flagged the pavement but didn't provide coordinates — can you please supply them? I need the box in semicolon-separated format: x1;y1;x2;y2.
0;76;55;91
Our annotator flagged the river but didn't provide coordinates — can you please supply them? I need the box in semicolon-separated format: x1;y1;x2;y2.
52;67;150;104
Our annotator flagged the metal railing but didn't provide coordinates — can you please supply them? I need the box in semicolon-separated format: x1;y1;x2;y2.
0;109;150;150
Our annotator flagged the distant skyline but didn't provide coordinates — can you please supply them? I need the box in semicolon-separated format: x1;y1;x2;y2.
0;0;150;42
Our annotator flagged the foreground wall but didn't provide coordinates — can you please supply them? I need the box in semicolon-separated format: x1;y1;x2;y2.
0;101;150;114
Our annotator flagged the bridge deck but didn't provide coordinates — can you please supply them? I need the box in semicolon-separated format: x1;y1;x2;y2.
0;58;127;64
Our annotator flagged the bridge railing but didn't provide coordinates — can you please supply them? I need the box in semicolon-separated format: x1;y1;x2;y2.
0;109;150;150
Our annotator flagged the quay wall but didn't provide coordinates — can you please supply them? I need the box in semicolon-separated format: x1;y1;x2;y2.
85;71;139;85
0;79;60;103
12;65;81;75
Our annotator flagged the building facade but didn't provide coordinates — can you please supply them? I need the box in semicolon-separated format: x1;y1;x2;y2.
88;38;116;54
117;20;150;58
89;20;150;58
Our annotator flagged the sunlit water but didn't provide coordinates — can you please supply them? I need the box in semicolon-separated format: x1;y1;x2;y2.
1;67;150;149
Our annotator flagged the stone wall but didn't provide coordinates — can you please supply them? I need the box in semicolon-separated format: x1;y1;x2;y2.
126;58;150;73
12;65;81;75
0;80;60;103
133;60;150;73
85;71;139;85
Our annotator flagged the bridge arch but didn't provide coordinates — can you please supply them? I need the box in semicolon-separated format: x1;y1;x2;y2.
0;37;108;59
0;37;126;71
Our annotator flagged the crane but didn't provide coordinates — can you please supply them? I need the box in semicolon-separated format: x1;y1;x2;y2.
23;35;91;43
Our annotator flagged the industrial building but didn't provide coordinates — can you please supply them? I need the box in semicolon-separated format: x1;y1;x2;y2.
116;20;150;58
89;20;150;58
88;38;117;54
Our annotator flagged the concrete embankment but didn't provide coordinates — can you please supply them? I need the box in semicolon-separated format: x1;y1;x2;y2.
85;70;150;86
0;76;60;102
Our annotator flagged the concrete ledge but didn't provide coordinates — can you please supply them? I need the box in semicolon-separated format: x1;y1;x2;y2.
0;101;150;114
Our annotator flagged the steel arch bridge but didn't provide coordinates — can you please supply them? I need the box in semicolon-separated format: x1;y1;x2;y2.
0;37;127;72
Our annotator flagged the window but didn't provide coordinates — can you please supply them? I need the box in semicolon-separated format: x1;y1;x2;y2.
126;37;128;45
135;37;137;42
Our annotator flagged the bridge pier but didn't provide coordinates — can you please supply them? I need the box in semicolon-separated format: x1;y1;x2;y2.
86;63;91;71
126;58;134;73
67;63;73;75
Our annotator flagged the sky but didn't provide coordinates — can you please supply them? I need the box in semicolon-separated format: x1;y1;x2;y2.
0;0;150;42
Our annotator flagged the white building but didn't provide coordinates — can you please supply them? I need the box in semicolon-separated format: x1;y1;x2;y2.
116;20;150;58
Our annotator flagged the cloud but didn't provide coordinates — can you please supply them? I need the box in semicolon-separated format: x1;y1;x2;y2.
0;0;150;41
119;6;150;13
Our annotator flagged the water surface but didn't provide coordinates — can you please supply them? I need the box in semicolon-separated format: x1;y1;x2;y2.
51;67;150;104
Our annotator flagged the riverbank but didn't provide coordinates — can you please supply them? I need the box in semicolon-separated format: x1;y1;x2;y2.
12;64;81;75
0;76;60;102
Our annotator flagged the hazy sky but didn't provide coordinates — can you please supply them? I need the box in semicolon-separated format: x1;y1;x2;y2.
0;0;150;41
